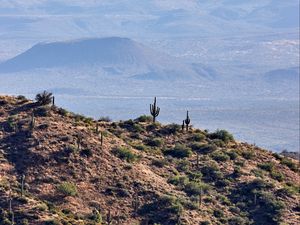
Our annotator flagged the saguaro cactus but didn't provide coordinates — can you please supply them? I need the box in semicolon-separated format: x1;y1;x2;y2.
100;131;103;147
150;97;160;123
132;192;139;216
184;111;190;131
30;113;35;129
52;96;55;107
107;209;112;225
21;175;25;197
198;187;203;209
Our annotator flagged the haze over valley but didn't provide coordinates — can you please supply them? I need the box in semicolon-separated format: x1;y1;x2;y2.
0;0;299;152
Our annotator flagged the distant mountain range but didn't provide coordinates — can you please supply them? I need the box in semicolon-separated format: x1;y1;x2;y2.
0;37;217;81
264;67;299;83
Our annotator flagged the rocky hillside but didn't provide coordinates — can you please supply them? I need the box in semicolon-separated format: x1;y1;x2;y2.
0;95;299;225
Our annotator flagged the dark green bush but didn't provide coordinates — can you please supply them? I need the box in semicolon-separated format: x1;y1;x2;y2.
211;151;230;162
227;151;238;160
152;159;167;168
258;162;275;172
145;138;163;147
184;182;210;196
164;144;192;158
80;149;93;158
213;209;224;218
135;115;152;123
34;106;49;117
159;123;181;135
190;133;205;142
57;182;77;197
112;147;138;163
241;151;255;160
270;170;284;182
280;157;297;172
191;143;217;155
168;175;189;186
208;129;234;143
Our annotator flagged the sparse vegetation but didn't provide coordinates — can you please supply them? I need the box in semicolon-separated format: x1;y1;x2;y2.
0;95;298;225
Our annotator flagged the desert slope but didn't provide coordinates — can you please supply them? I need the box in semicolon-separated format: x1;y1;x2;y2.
0;95;299;225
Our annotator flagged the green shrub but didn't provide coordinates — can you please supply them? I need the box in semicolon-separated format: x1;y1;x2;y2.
135;115;152;123
208;129;234;143
168;175;189;186
145;138;163;147
258;162;275;172
176;160;190;172
159;124;181;135
98;116;111;122
241;151;255;160
190;133;205;142
196;144;217;155
201;162;223;182
57;182;77;197
152;159;167;168
112;147;138;163
280;157;297;172
80;149;93;158
34;106;49;117
270;170;285;182
164;144;192;158
213;209;224;218
139;195;183;224
227;151;238;160
184;182;210;196
211;151;230;162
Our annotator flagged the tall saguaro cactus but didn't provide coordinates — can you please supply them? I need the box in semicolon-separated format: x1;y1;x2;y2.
21;175;26;197
150;97;160;123
184;111;191;131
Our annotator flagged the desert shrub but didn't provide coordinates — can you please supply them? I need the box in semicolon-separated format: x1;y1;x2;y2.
211;139;226;147
258;162;275;172
80;148;93;158
164;144;192;158
213;209;224;218
270;170;284;182
34;106;49;117
190;133;205;142
272;152;282;160
193;144;217;155
112;147;138;163
176;160;190;172
89;209;102;223
184;182;210;196
280;157;297;172
57;108;69;116
200;221;211;225
228;216;248;225
168;175;189;186
134;144;146;151
227;151;238;160
241;151;255;160
201;162;223;182
57;182;77;197
159;123;181;135
152;159;167;168
208;129;234;143
211;151;230;162
145;138;163;147
135;115;152;123
139;195;183;224
35;91;53;105
187;171;202;182
98;116;111;122
146;123;160;131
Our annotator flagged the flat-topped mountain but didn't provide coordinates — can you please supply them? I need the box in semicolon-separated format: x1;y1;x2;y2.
0;37;216;80
0;95;299;225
